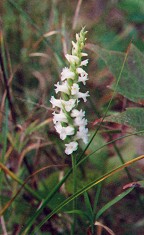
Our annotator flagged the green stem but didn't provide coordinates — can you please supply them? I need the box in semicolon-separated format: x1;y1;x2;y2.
71;154;77;235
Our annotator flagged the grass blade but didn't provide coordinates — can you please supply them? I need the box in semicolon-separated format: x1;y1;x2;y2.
22;154;144;234
96;187;133;220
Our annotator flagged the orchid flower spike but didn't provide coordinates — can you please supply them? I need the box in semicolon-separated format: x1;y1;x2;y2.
50;27;89;155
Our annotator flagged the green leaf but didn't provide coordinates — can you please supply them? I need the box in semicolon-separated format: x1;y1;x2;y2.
86;43;144;104
65;209;88;218
118;0;144;15
104;108;144;133
128;14;144;23
96;187;134;220
84;192;93;221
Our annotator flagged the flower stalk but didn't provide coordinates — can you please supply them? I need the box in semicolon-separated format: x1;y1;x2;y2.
50;27;89;234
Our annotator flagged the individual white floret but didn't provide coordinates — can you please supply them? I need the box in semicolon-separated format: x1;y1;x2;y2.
71;83;80;95
53;110;68;124
71;109;85;118
77;91;89;102
62;99;76;112
78;74;88;85
55;122;75;140
65;54;80;64
50;96;63;109
76;33;80;42
51;97;76;112
55;81;69;94
72;41;78;54
61;67;75;81
76;126;89;144
77;67;88;76
80;59;89;66
74;116;88;127
81;52;88;57
65;141;78;155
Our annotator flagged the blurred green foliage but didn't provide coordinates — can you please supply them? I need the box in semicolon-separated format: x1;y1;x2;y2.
0;0;144;234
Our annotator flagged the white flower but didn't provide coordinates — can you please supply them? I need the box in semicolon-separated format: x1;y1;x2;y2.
71;109;85;118
50;96;63;109
65;54;79;64
62;99;76;112
50;28;89;155
61;67;75;81
77;91;89;102
76;33;80;41
55;123;75;140
77;68;88;85
55;81;69;94
53;110;68;124
80;59;89;66
76;126;89;144
71;83;79;95
65;141;78;155
72;41;77;48
51;97;76;112
72;41;78;53
81;52;88;57
74;116;87;127
78;74;88;85
77;67;88;76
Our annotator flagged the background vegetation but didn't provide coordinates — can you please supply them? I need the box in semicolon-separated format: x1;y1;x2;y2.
0;0;144;234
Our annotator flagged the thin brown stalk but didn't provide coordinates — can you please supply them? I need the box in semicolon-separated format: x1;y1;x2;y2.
72;0;83;30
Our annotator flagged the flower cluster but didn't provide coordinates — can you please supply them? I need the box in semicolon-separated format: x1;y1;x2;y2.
50;28;89;155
